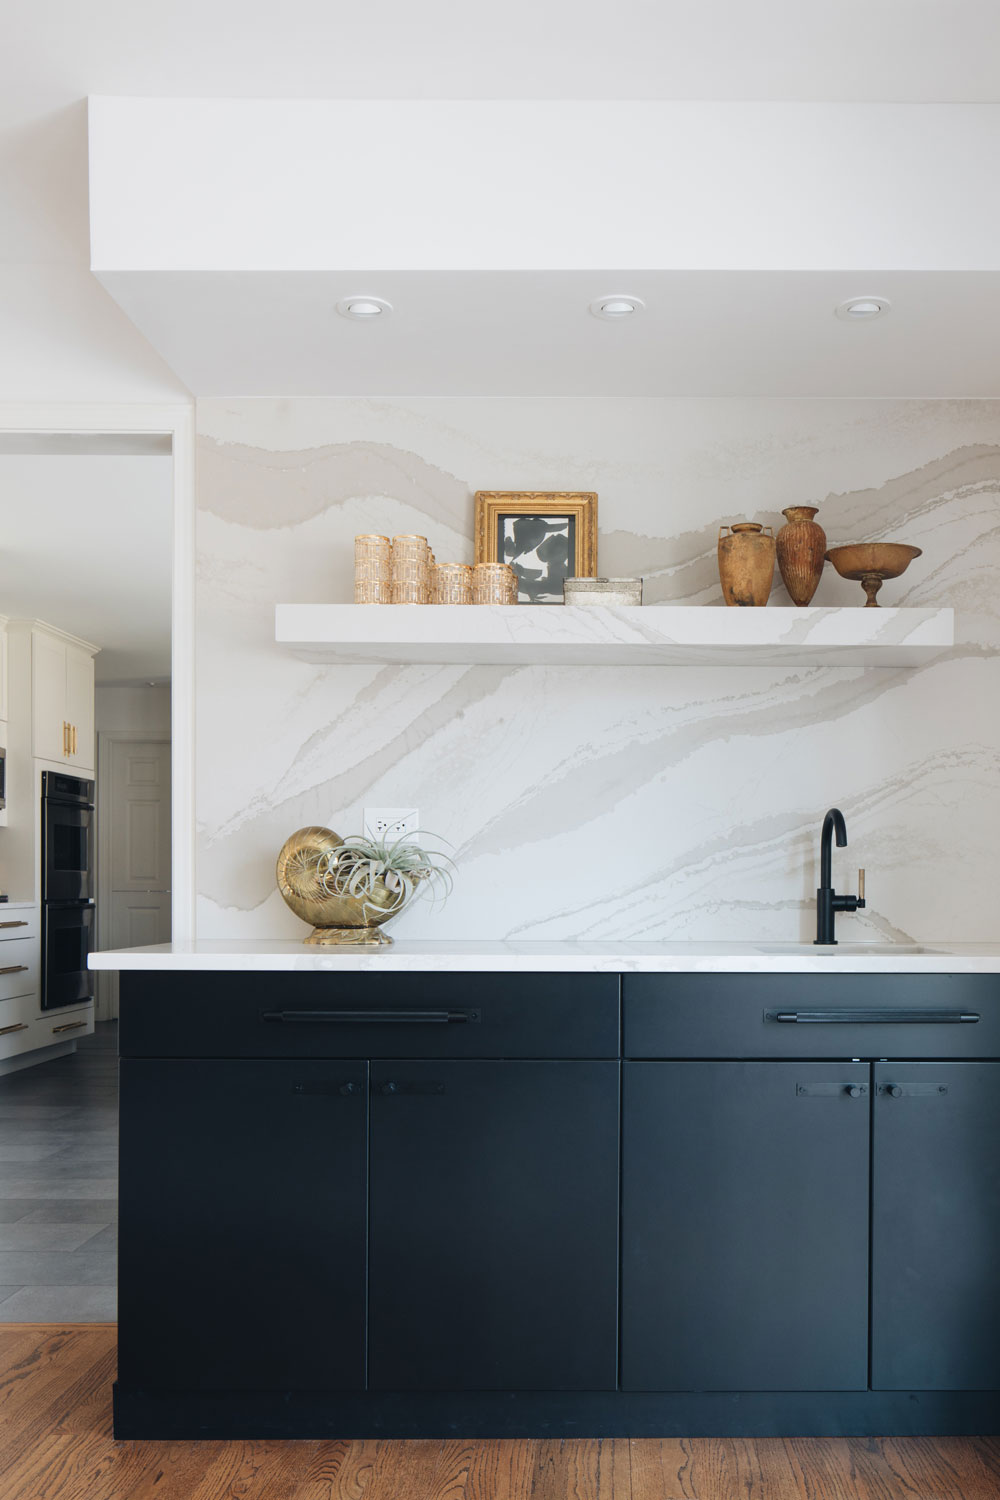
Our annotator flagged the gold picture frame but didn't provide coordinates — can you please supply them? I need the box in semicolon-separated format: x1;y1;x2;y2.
474;491;598;605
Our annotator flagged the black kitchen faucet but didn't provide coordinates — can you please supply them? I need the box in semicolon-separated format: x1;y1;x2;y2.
815;807;866;945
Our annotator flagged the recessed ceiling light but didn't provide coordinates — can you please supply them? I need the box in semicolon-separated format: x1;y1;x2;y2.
590;294;645;321
835;296;891;321
336;296;393;320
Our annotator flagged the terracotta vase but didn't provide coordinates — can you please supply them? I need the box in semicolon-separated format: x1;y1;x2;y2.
717;523;775;607
776;506;827;607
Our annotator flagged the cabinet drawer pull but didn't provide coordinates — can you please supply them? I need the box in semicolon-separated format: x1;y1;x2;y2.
879;1082;949;1098
0;1022;29;1036
0;921;28;929
378;1080;446;1096
768;1009;979;1025
796;1082;868;1098
51;1020;87;1034
261;1008;480;1025
0;964;29;976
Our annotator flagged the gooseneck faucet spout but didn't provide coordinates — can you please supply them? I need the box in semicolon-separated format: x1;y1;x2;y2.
815;807;865;946
819;808;847;891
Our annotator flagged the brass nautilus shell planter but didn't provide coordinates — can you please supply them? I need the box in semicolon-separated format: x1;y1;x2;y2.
276;827;404;946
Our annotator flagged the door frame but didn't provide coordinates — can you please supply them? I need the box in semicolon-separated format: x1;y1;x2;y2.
96;729;172;1020
0;401;195;942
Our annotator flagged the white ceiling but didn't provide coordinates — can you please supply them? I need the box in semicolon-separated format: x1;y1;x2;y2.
0;453;172;684
97;269;1000;398
3;0;1000;119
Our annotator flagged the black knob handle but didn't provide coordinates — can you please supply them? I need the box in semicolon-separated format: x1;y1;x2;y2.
846;1085;862;1098
889;1084;903;1098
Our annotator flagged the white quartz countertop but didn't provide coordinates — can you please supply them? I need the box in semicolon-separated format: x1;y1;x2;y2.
89;939;1000;975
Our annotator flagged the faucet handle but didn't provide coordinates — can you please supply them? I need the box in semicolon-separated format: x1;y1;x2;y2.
858;868;866;901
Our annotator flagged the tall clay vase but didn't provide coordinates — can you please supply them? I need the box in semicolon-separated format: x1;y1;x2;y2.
718;523;775;606
776;506;827;606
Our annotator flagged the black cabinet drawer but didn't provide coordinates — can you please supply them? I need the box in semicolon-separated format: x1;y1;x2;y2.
624;974;1000;1059
119;971;620;1059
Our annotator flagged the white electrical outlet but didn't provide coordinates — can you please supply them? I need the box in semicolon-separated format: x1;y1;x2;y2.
363;807;419;842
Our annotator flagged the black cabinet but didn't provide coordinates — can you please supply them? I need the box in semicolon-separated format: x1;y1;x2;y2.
118;1058;368;1391
368;1059;620;1390
114;971;1000;1439
622;1061;870;1391
872;1062;1000;1390
117;975;621;1402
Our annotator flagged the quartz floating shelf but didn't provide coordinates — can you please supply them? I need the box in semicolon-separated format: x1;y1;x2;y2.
275;604;954;668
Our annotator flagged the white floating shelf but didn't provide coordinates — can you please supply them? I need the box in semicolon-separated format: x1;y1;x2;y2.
275;604;954;668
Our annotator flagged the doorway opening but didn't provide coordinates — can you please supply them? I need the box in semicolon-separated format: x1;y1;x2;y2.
0;407;192;1321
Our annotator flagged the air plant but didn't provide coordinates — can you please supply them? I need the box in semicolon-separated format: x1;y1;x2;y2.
315;831;455;922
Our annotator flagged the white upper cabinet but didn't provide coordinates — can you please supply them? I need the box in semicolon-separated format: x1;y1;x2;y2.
64;646;96;771
32;630;69;764
29;628;97;772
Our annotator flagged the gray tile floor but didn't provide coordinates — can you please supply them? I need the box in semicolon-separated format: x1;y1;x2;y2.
0;1022;117;1320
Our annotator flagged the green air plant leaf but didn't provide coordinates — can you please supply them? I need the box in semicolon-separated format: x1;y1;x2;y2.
315;831;455;921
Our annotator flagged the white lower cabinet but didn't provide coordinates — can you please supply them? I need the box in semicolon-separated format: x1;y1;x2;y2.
0;996;93;1062
43;1007;95;1045
0;907;91;1066
0;936;38;1002
0;993;40;1061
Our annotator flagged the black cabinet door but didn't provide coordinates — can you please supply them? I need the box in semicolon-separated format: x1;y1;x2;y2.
368;1059;619;1390
118;1059;368;1391
622;1061;870;1392
873;1062;1000;1390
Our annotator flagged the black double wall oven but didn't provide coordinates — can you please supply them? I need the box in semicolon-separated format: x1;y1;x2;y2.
41;771;95;1010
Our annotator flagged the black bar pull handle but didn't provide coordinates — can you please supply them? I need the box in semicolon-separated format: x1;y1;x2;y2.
796;1082;868;1098
292;1080;362;1096
262;1008;479;1025
879;1082;949;1098
769;1009;980;1025
378;1080;446;1096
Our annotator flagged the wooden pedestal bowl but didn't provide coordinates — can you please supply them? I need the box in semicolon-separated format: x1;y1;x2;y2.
825;543;922;607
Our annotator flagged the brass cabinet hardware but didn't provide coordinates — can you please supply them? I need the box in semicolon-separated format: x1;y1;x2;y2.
72;725;77;755
0;921;28;929
0;964;29;976
62;721;68;755
52;1020;87;1034
0;1022;29;1036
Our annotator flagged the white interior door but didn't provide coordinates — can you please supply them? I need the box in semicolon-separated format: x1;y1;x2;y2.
98;737;171;1020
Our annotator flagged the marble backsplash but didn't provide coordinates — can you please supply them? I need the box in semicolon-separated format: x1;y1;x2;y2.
196;398;1000;943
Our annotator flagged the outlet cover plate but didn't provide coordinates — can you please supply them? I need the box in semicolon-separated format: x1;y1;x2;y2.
363;807;419;842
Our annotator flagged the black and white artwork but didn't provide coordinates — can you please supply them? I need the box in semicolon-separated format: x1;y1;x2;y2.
499;513;578;604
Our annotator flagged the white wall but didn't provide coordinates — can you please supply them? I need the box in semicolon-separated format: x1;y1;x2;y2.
0;103;188;402
0;452;172;681
96;683;171;734
195;396;1000;946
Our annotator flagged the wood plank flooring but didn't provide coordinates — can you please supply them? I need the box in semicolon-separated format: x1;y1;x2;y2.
3;1327;1000;1500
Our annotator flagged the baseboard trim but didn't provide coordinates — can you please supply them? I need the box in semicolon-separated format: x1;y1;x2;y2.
113;1384;1000;1440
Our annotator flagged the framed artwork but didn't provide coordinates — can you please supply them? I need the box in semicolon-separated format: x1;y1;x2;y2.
474;491;598;604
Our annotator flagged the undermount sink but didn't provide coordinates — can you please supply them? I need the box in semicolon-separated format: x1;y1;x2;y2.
755;942;944;956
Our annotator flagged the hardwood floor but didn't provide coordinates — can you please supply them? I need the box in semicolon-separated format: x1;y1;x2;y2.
3;1326;1000;1500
